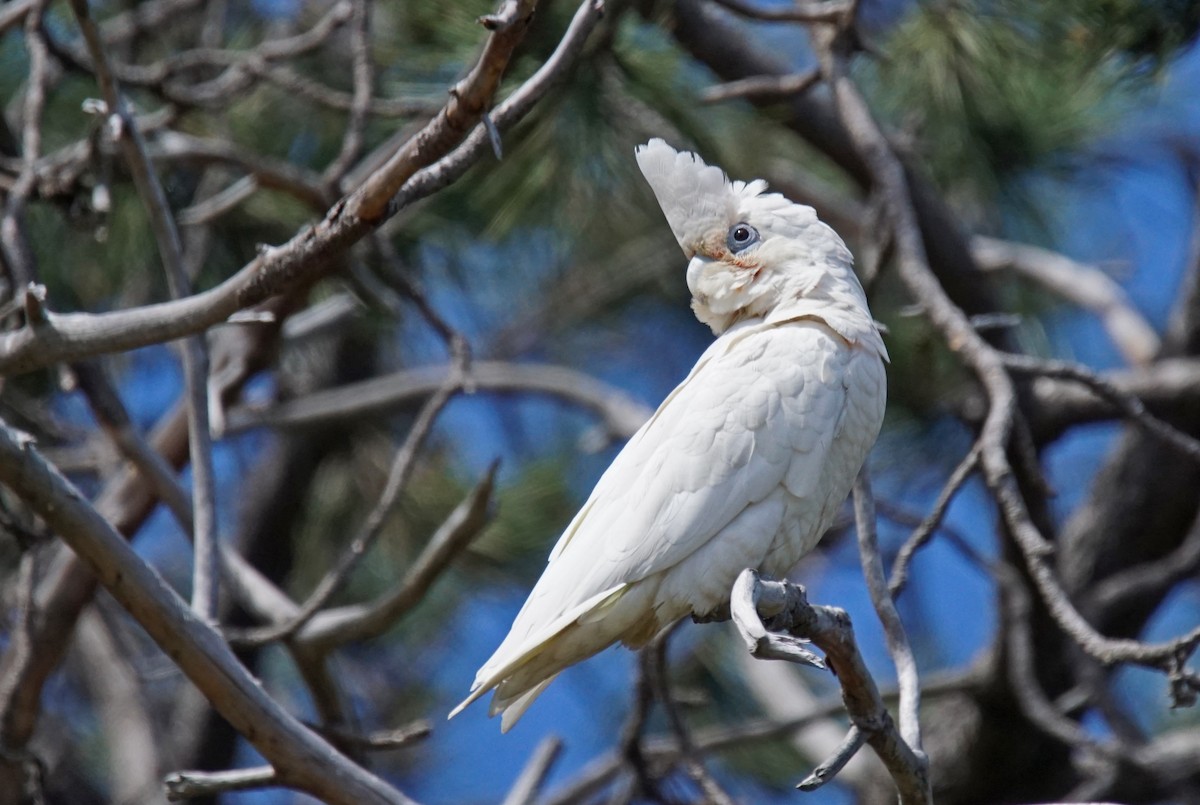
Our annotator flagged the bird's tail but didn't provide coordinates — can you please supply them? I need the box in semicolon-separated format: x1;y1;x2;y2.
450;579;665;731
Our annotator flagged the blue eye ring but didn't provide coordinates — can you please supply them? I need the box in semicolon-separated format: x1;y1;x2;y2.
727;222;760;253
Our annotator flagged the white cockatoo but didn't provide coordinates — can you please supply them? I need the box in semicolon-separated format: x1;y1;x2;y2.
452;139;887;731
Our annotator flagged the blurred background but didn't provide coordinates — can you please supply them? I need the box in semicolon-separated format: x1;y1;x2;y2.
2;0;1200;802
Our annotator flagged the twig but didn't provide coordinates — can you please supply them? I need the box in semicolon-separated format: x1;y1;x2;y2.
994;564;1116;760
288;462;497;654
501;736;564;805
165;766;277;800
349;0;538;222
69;0;221;621
797;726;864;791
1086;512;1200;619
709;0;853;23
75;608;162;805
1027;357;1200;442
619;645;666;803
888;441;981;595
1002;353;1200;464
310;720;432;752
69;360;303;627
648;630;736;805
0;0;50;291
224;360;652;441
700;68;821;104
853;470;925;757
0;419;415;805
386;0;606;213
322;0;373;189
231;367;465;647
730;569;932;803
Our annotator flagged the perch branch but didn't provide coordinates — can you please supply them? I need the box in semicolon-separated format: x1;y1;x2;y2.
730;569;931;803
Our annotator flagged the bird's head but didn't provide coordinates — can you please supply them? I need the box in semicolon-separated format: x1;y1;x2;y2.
635;139;881;353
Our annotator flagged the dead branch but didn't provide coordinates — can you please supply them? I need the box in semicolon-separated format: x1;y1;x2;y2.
730;569;932;803
0;420;418;805
225;360;653;442
854;471;925;757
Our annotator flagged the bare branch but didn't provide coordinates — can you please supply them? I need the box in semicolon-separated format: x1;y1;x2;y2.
501;736;563;805
797;726;865;791
1027;357;1200;442
0;420;417;805
854;470;925;756
700;68;821;104
322;0;373;189
165;766;277;801
68;0;220;620
730;570;932;803
889;442;981;596
709;0;853;23
290;462;497;654
349;0;538;222
231;363;465;647
1003;353;1200;464
226;360;652;442
0;0;50;291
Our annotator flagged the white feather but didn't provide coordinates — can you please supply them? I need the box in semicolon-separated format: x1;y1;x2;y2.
451;140;888;730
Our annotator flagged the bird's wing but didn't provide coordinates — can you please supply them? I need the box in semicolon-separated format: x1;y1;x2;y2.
477;320;852;676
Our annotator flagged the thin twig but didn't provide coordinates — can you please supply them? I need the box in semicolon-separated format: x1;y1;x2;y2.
1002;353;1200;464
349;0;539;222
69;0;221;621
224;360;652;440
797;726;865;791
322;0;373;189
0;0;50;291
648;630;736;805
709;0;853;23
889;441;981;595
287;463;497;654
165;766;277;801
501;736;564;805
853;470;925;756
231;365;466;647
700;68;821;104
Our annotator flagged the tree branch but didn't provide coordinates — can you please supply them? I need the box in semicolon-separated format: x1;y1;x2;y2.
730;569;932;803
0;420;418;804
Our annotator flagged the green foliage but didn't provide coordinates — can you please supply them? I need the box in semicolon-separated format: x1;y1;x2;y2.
469;456;579;570
866;0;1197;222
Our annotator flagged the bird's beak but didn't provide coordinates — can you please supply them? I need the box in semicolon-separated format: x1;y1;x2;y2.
686;255;715;294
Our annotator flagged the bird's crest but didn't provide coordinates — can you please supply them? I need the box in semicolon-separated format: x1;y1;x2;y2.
635;139;766;257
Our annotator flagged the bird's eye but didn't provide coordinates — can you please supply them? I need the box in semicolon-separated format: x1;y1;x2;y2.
727;223;760;253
